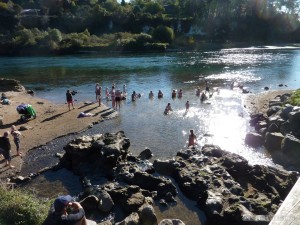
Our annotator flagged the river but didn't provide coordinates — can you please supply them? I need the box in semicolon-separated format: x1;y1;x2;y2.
1;47;300;224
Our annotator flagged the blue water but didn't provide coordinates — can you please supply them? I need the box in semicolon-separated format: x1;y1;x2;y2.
1;48;300;166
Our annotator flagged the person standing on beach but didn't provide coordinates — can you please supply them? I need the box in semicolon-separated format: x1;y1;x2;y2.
66;90;74;111
188;129;197;147
0;131;14;168
11;125;23;157
95;84;102;106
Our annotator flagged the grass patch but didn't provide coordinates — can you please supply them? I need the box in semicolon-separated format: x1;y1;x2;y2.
290;89;300;106
0;185;50;225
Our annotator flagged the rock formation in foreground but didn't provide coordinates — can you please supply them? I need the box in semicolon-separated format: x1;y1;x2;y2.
31;131;298;225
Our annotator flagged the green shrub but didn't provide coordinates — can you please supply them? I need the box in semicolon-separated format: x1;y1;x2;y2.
152;25;174;44
290;89;300;106
0;187;49;225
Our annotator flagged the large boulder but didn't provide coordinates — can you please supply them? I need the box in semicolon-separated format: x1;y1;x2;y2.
288;111;300;136
0;78;26;92
280;104;294;119
264;132;284;151
267;106;282;117
98;190;114;213
115;212;140;225
61;132;131;171
153;159;177;176
281;134;300;158
245;132;264;147
138;204;158;225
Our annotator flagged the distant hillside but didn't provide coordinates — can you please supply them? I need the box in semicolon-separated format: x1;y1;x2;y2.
0;0;300;55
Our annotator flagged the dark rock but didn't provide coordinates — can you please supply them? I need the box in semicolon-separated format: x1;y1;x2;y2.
288;111;300;136
0;78;26;92
280;121;292;135
282;134;300;158
267;123;279;132
267;106;282;117
264;87;269;90
245;132;264;147
249;113;266;126
255;121;267;132
264;132;284;151
98;190;114;213
138;148;153;160
115;212;140;225
153;159;177;176
80;195;99;211
280;104;294;119
138;204;157;225
258;128;267;137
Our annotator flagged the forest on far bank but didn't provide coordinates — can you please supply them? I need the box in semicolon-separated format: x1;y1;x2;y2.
1;0;300;55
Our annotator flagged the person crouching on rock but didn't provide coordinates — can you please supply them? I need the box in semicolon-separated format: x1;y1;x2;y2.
52;195;87;225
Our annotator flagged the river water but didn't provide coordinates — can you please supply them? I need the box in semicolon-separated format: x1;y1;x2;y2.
1;47;300;224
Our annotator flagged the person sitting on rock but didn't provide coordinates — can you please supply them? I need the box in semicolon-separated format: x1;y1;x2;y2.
51;195;88;225
1;93;10;105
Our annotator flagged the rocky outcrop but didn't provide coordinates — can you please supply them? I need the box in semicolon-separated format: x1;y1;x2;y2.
173;145;297;225
61;131;130;173
245;91;300;164
0;78;26;92
55;132;298;225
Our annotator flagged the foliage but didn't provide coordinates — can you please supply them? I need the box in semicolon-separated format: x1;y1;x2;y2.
152;25;174;44
290;89;300;106
1;0;300;54
0;186;49;225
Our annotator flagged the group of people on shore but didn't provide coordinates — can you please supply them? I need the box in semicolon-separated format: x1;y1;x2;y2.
0;125;23;168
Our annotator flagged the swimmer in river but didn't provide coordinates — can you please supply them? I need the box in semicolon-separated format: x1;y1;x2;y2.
164;103;172;115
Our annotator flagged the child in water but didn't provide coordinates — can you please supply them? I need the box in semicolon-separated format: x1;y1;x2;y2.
164;103;172;115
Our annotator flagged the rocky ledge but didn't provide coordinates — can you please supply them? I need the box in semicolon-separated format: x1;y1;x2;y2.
245;92;300;165
25;131;299;225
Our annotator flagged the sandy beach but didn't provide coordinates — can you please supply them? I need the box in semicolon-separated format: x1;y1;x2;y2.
0;90;114;178
0;87;294;179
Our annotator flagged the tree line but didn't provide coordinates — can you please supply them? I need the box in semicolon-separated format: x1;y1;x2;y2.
0;0;300;55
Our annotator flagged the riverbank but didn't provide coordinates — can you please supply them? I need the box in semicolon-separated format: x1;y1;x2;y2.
242;89;294;115
0;90;116;179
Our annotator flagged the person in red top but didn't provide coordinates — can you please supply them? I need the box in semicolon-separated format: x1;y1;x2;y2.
66;90;74;111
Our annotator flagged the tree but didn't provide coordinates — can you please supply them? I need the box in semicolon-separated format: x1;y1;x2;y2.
152;25;174;43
